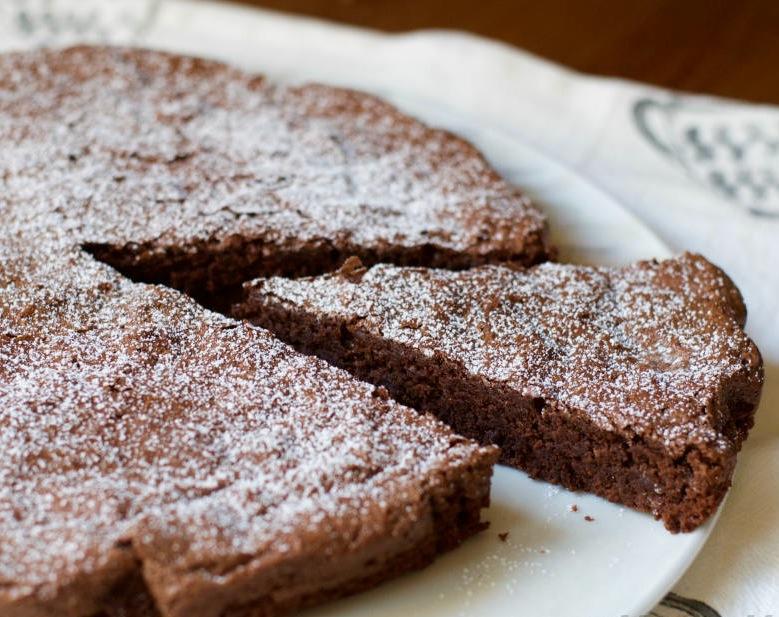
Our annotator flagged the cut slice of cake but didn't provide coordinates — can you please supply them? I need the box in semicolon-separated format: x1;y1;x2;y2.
237;254;764;532
0;241;497;617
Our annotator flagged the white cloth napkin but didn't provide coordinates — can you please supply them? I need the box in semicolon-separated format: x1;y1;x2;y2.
2;2;776;615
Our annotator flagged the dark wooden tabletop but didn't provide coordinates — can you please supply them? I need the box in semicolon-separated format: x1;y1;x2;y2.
238;0;779;105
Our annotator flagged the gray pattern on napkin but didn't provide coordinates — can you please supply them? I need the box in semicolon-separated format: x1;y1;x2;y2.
0;0;160;45
634;97;779;217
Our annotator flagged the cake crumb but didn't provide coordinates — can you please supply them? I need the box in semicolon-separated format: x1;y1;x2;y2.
336;256;367;282
584;515;595;522
569;504;578;512
371;385;390;400
498;532;509;542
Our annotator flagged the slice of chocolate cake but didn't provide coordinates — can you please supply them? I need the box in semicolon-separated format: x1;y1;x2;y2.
0;239;497;617
237;254;764;532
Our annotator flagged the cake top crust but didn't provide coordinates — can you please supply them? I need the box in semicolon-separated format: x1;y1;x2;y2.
0;238;491;612
0;46;548;268
245;255;763;456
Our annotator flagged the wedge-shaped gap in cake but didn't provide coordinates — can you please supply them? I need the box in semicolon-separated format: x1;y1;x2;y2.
82;238;541;315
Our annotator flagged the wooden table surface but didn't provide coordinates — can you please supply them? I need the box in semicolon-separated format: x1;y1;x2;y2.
238;0;779;105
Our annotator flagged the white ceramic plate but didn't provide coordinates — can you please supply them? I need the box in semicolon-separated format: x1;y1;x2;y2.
1;2;717;615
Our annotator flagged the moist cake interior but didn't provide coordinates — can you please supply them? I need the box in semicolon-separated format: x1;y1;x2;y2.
91;247;763;534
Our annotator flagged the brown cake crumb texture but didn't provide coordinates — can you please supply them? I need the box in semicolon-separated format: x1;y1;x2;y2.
237;256;763;533
0;45;560;617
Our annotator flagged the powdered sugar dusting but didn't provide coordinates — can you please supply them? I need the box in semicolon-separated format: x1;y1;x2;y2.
0;238;490;606
0;46;546;261
251;257;762;454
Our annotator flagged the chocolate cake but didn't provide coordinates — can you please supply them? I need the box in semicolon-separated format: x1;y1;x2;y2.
0;45;533;616
237;255;764;532
0;42;763;616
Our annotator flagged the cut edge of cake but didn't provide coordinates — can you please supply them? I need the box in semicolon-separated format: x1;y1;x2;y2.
234;254;764;533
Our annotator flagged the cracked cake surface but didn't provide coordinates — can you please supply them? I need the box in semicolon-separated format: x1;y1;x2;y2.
238;255;763;531
0;45;550;300
0;46;513;617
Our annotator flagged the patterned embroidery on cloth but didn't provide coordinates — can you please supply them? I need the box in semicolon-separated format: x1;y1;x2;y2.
0;0;160;46
634;96;779;218
651;592;723;617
